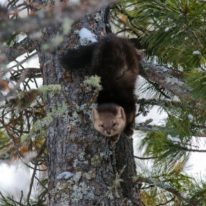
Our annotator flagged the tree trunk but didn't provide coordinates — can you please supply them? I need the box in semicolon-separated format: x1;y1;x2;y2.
39;8;141;206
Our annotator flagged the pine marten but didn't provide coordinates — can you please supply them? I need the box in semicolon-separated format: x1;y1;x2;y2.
61;34;140;138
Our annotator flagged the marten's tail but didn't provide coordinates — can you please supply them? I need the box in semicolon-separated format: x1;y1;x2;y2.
60;43;98;69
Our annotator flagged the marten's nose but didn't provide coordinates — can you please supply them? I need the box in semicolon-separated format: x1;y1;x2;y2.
106;131;111;135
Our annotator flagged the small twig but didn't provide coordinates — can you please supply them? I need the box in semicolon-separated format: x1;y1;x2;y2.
134;155;158;160
156;196;175;206
26;141;46;205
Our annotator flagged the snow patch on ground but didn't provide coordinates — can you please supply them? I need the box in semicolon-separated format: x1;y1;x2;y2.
0;157;40;201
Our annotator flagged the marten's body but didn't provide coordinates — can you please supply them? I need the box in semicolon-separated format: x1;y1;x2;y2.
61;34;139;137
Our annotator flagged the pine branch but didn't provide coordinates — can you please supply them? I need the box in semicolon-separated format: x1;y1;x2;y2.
0;191;25;206
176;145;206;153
26;141;46;205
5;38;36;62
141;62;191;99
134;176;198;206
10;68;41;81
137;98;182;108
156;197;175;206
134;155;159;160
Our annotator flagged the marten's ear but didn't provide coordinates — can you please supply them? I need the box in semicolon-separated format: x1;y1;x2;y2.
117;106;126;119
92;108;99;122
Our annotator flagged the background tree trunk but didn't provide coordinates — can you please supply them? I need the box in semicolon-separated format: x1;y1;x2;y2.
39;9;141;206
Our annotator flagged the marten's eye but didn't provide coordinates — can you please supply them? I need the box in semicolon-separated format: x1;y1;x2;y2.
99;124;104;128
112;122;117;127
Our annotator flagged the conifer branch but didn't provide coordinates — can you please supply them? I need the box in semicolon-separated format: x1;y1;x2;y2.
141;62;191;99
134;177;197;206
176;145;206;153
134;155;159;160
137;98;180;107
26;141;46;205
5;38;36;62
156;197;175;206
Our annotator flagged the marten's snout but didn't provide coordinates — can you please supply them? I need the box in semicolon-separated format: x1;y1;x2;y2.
106;130;111;136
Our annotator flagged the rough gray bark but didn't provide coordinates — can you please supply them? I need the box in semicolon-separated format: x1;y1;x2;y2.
39;8;141;206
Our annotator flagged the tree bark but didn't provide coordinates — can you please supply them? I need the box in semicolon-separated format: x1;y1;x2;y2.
39;8;141;206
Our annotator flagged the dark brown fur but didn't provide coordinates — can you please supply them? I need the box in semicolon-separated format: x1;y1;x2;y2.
61;34;140;136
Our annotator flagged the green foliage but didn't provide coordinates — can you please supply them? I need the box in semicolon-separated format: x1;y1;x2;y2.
136;95;206;204
0;130;10;159
141;130;188;167
0;130;9;149
119;0;206;70
136;172;206;206
113;2;206;204
186;70;206;102
140;96;206;161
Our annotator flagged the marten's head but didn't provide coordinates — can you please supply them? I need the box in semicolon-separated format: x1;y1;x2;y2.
92;104;126;137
